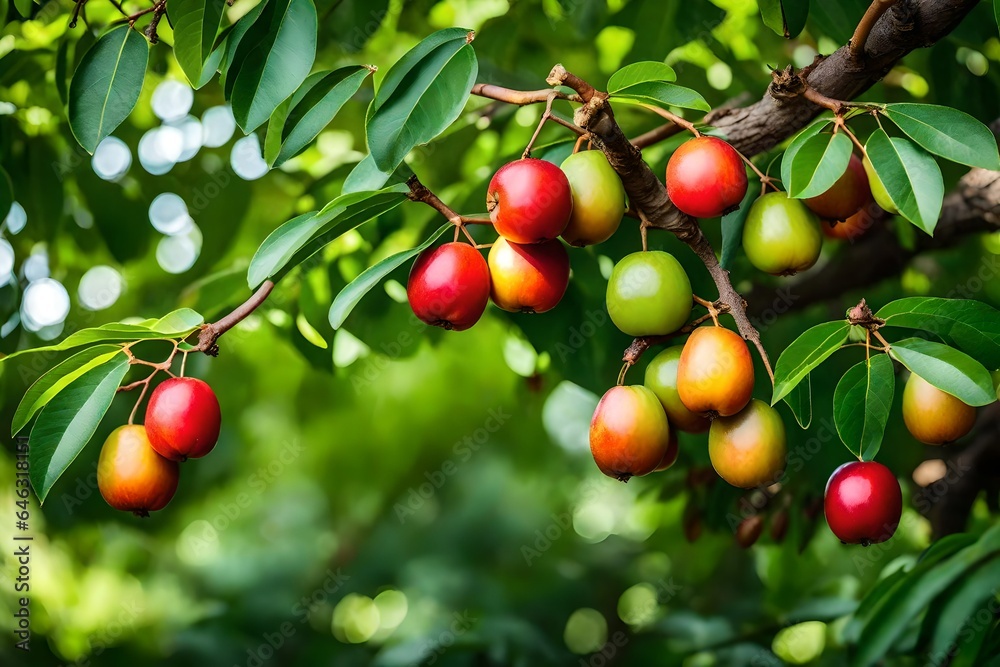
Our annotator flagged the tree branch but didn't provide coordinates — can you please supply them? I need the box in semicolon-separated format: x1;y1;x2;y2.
850;0;900;62
196;280;275;356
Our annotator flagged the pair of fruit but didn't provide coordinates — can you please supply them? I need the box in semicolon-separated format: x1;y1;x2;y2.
98;377;221;516
408;152;627;330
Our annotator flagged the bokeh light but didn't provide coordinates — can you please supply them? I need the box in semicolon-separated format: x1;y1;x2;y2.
772;621;827;664
169;115;204;162
23;250;49;281
22;277;70;329
5;201;26;234
139;127;179;175
0;238;14;277
564;608;607;654
78;265;124;311
332;594;380;643
231;134;269;180
92;136;132;181
155;224;202;273
151;79;194;122
201;105;237;147
149;193;194;235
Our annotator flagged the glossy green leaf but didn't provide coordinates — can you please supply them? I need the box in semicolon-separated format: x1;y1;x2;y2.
171;0;226;88
247;185;410;288
606;61;676;92
220;0;269;93
759;0;809;38
0;166;12;222
193;36;227;89
269;66;372;167
229;0;318;132
12;0;31;18
772;321;850;405
57;29;97;109
921;557;1000;660
68;26;149;154
889;338;995;406
785;132;852;199
864;129;943;235
950;617;994;667
720;186;757;270
366;27;478;172
12;345;124;436
833;355;894;460
329;223;451;329
884;104;1000;170
342;154;414;194
28;355;130;503
783;373;813;429
608;81;710;112
877;297;1000;369
780;118;831;190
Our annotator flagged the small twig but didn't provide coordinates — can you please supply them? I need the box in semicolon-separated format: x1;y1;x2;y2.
850;0;899;61
523;92;559;158
572;134;589;154
195;280;274;356
631;122;685;150
620;313;715;366
872;329;892;349
636;104;700;137
69;0;88;27
471;83;581;106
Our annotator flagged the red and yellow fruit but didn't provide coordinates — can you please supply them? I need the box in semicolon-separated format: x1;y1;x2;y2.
488;237;569;313
805;154;870;222
666;136;748;219
902;373;976;445
654;430;680;472
677;326;754;417
407;242;490;331
644;345;711;433
487;158;573;244
145;377;221;461
590;385;671;482
98;425;180;516
560;150;625;246
708;399;786;489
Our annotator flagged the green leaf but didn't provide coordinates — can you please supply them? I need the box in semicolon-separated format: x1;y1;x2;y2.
247;185;409;288
12;0;31;18
366;27;478;172
192;36;227;89
759;0;809;38
864;129;944;235
68;26;149;154
783;373;813;429
219;0;269;93
883;104;1000;171
342;154;414;194
889;338;995;406
269;66;372;167
171;0;226;88
12;345;124;436
950;617;994;667
0;166;12;222
833;355;894;460
780;118;832;190
785;132;852;199
854;525;1000;667
877;297;1000;369
329;223;451;330
921;557;1000;659
772;321;851;405
606;61;676;92
28;355;130;503
608;81;710;112
229;0;318;132
720;186;757;270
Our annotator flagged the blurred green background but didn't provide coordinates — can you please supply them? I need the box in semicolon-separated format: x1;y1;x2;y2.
1;0;1000;664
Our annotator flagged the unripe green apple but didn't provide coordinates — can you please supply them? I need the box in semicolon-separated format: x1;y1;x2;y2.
606;251;692;336
560;150;625;246
862;154;899;215
742;192;822;276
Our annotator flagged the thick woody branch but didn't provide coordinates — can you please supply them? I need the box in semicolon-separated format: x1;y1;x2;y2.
850;0;900;61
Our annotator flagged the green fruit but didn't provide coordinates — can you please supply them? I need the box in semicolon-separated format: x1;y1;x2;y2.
742;192;822;276
560;151;626;246
708;399;786;489
862;154;899;214
607;251;693;336
644;345;711;433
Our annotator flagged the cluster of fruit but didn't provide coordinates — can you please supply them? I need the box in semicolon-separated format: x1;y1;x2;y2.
98;377;221;516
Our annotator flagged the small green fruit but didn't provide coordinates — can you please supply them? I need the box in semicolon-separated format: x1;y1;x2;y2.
606;251;692;336
862;154;899;215
560;151;626;246
742;192;822;276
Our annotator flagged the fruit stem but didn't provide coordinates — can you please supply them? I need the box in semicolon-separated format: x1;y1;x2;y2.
617;362;630;386
731;146;778;192
872;329;892;350
522;92;559;158
636;104;700;138
850;0;899;62
572;133;589;154
837;119;867;155
693;295;722;327
127;375;152;425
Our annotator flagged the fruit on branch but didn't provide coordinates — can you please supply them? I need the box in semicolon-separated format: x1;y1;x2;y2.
735;514;764;548
824;460;902;545
487;158;573;244
590;385;671;482
145;377;222;461
654;430;680;472
770;509;789;543
742;192;823;276
804;154;870;221
488;237;570;313
708;399;786;489
665;136;748;219
677;326;754;417
902;373;976;445
98;425;180;516
559;150;625;246
862;155;899;215
606;251;692;336
821;205;878;241
407;242;491;331
643;345;711;433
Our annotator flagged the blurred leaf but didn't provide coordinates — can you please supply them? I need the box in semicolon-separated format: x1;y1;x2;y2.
759;0;809;38
807;0;869;42
889;338;995;406
833;355;894;460
12;0;31;18
28;355;130;504
785;132;851;198
180;264;251;318
883;104;1000;170
0;166;11;222
365;27;478;172
68;26;148;154
320;0;389;51
342;154;414;194
607;61;676;92
329;223;450;329
12;345;124;436
864;129;943;236
783;373;813;428
950;618;994;667
609;82;710;112
921;558;1000;659
171;0;226;88
720;184;756;270
771;321;850;404
611;0;725;63
877;297;1000;369
779;118;831;191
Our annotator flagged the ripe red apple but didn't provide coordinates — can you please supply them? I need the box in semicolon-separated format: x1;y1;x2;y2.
805;154;870;221
666;136;748;219
824;460;902;545
590;385;671;482
487;237;569;313
407;242;490;331
145;377;222;461
98;425;180;516
487;158;573;244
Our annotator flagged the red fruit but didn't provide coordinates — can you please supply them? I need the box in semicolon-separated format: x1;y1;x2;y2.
654;430;680;471
666;136;748;218
735;515;764;548
98;425;179;516
805;154;870;222
824;461;902;545
487;237;569;313
145;377;222;461
590;385;671;482
407;242;490;331
487;158;573;244
677;326;755;417
822;204;879;241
